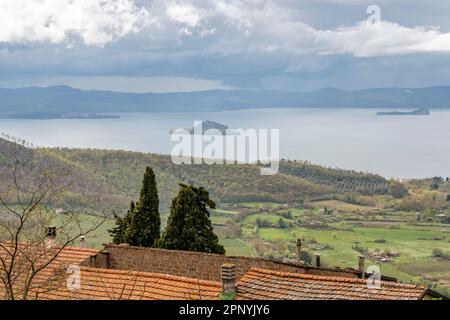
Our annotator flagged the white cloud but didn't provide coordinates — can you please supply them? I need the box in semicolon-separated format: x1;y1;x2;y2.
313;22;450;57
149;0;450;58
166;2;203;28
1;0;450;57
0;0;149;46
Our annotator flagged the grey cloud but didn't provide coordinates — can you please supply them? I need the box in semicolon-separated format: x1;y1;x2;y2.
1;0;450;92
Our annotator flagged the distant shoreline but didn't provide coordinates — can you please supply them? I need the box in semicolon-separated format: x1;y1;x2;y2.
0;113;120;120
1;85;450;113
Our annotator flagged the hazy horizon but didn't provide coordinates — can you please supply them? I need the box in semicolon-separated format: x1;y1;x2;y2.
3;83;450;95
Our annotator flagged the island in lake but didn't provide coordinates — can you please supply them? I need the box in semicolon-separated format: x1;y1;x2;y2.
376;108;430;116
170;120;229;135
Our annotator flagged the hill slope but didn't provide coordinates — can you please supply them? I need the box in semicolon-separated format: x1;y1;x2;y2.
45;147;399;209
0;138;398;213
44;148;334;209
0;138;130;211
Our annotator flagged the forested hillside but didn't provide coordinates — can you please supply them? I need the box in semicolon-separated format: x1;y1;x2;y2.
0;138;129;210
46;147;405;209
279;160;395;195
0;138;402;213
44;148;333;210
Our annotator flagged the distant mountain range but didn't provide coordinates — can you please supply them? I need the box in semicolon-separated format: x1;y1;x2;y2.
1;85;450;114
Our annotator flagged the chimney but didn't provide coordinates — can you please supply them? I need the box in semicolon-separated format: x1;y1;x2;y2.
89;255;97;267
45;226;57;238
296;238;302;263
79;235;86;248
358;255;366;278
101;249;112;269
44;226;57;249
221;264;237;296
315;254;321;268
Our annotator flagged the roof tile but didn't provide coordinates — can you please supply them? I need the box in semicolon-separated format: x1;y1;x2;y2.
39;267;222;300
237;268;426;300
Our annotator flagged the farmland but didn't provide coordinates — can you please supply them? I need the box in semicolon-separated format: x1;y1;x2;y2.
208;195;450;297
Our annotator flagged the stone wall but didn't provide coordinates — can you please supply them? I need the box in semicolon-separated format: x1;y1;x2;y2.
84;244;362;282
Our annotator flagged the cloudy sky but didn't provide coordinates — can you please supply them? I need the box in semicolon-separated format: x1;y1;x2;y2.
1;0;450;92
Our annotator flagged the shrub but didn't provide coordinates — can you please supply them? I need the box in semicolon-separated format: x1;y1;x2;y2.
388;180;409;199
432;248;444;257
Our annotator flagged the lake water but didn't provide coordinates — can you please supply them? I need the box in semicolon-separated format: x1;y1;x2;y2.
1;108;449;179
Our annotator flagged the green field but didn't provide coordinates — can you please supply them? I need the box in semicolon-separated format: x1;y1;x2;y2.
226;199;450;296
210;209;236;225
259;225;450;264
55;213;115;249
238;202;284;209
242;213;291;225
212;209;239;215
219;238;257;257
313;199;376;212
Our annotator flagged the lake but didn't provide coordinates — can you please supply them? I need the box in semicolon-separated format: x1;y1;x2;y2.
1;108;449;179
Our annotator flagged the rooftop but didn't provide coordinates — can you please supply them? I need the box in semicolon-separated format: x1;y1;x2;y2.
237;268;427;300
40;267;222;300
2;243;444;300
0;243;99;267
49;246;100;267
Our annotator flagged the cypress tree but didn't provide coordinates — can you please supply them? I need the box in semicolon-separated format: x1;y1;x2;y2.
159;184;225;254
109;201;135;244
124;167;160;247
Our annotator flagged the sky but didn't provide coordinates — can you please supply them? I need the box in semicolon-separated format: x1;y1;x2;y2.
1;0;450;93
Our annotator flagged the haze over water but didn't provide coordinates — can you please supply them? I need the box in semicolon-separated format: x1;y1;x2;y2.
1;108;449;179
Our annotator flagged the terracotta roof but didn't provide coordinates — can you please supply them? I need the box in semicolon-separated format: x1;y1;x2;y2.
2;244;221;300
46;246;100;266
0;243;99;266
1;243;100;299
40;267;222;300
237;268;426;300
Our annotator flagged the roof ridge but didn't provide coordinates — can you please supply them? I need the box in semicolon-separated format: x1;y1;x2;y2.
62;246;100;253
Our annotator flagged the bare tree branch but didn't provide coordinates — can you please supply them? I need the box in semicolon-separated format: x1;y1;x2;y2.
0;146;108;300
